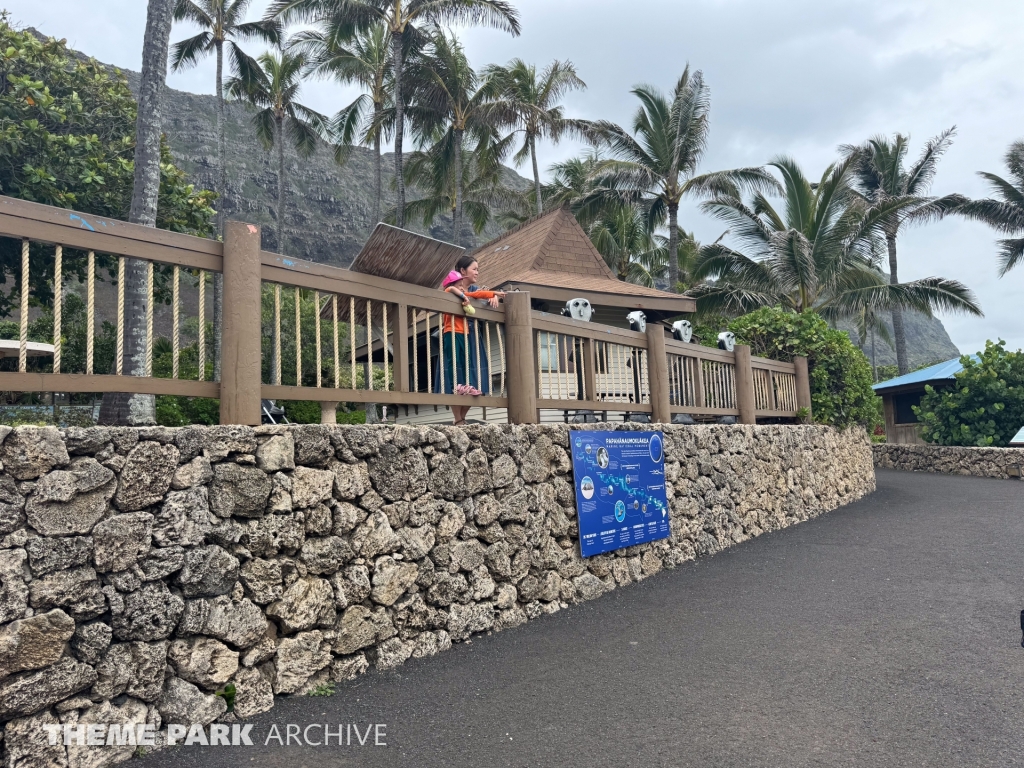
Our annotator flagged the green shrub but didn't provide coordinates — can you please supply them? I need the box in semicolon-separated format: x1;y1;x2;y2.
277;401;368;424
728;307;877;429
914;340;1024;446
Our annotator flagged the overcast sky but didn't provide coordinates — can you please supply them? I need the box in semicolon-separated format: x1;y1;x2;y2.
5;0;1023;355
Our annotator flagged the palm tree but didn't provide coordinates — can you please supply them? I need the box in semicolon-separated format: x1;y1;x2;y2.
687;156;982;327
398;143;525;239
290;22;393;225
952;140;1024;277
99;0;175;426
486;58;586;215
171;1;280;382
267;0;520;229
406;30;505;244
583;66;777;293
842;128;962;374
226;50;329;254
171;0;282;231
588;203;702;289
854;303;893;382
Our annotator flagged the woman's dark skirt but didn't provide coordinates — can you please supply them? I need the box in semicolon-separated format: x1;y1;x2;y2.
434;325;492;394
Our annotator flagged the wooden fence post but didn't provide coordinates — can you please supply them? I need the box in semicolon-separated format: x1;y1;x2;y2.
220;221;262;425
504;292;537;424
794;355;812;422
734;344;756;425
582;338;597;402
646;325;672;423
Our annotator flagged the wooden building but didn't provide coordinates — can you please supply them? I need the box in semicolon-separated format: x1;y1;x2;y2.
872;357;974;445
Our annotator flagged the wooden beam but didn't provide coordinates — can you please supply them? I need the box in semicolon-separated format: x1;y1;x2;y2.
0;373;218;398
262;385;507;408
501;282;696;314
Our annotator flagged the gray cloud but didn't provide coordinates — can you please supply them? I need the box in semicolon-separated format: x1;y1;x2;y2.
4;0;1022;354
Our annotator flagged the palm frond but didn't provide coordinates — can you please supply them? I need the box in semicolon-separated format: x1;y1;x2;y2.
409;0;522;34
904;126;956;195
825;277;982;318
996;236;1024;276
951;197;1024;234
170;31;214;72
173;0;213;26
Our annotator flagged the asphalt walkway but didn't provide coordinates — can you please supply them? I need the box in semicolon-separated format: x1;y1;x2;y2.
143;469;1024;767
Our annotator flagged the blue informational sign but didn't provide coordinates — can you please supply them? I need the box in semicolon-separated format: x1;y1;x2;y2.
1011;425;1024;446
570;430;671;558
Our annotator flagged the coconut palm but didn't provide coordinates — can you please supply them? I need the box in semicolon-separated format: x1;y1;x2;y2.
854;303;894;382
226;50;329;254
486;58;586;215
842;128;962;374
290;22;394;225
587;203;700;289
171;0;281;382
952;140;1024;277
267;0;521;229
397;143;525;239
583;66;778;293
171;0;282;229
687;156;982;326
405;30;508;244
498;150;604;229
100;0;175;426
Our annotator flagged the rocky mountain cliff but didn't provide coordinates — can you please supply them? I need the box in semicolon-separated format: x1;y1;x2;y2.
114;66;527;267
837;312;960;371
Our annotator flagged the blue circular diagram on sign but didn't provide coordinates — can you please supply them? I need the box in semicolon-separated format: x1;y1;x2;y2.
649;433;663;463
615;500;626;522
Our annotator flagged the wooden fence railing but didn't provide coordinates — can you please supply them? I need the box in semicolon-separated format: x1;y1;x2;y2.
0;198;811;425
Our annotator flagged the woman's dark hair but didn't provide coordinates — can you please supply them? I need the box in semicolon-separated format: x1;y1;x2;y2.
455;254;477;273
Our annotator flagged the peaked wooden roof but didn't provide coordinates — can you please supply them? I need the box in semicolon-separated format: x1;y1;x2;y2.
471;207;695;315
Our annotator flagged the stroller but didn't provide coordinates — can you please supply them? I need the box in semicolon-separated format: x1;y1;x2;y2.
261;399;289;424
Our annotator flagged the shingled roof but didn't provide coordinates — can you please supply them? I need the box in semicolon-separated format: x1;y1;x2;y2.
471;207;695;315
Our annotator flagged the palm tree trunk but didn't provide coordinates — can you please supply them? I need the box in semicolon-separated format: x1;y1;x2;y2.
668;202;680;293
887;233;908;375
373;102;382;225
213;39;225;383
453;127;464;245
99;0;172;426
871;326;877;381
530;133;542;215
367;96;386;424
276;115;286;254
391;30;405;228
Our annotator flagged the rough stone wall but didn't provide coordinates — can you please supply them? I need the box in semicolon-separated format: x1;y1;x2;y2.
873;443;1024;480
0;423;874;766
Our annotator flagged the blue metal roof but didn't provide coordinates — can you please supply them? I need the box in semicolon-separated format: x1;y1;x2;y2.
872;355;977;392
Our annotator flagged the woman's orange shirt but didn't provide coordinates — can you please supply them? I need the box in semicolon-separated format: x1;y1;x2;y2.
442;289;498;334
